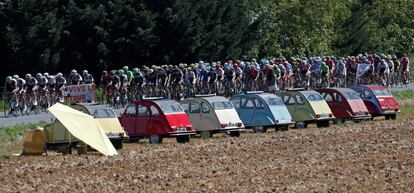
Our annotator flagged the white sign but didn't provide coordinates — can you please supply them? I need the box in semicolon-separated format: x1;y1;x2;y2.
64;84;96;102
356;63;371;77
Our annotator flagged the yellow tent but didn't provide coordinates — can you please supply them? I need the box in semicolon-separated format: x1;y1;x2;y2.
48;103;118;156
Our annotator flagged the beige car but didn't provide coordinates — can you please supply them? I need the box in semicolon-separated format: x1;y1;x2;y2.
44;103;128;149
180;96;244;137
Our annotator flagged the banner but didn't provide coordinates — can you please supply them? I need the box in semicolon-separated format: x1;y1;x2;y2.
63;84;96;103
356;63;371;77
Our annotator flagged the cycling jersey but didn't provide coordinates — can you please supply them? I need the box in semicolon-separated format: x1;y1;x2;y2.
70;73;82;85
321;63;329;75
185;71;196;85
172;69;183;84
401;57;410;72
119;74;128;86
38;76;49;89
199;68;209;82
17;78;26;89
56;76;67;88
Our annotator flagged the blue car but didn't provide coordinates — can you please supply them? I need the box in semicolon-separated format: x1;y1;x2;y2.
230;92;294;132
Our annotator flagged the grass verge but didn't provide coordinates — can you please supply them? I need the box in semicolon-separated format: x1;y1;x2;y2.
392;90;414;113
0;100;4;112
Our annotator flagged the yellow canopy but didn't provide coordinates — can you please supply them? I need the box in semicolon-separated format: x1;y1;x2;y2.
48;103;118;156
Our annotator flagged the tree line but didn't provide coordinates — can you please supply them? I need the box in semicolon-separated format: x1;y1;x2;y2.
1;0;413;80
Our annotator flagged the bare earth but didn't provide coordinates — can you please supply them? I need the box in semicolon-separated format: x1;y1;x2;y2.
1;118;414;193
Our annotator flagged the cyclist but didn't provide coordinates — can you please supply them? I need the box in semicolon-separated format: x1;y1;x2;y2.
5;76;18;99
223;65;235;95
14;75;26;96
45;72;56;94
320;62;329;87
233;63;243;93
401;54;410;84
376;59;390;85
264;64;277;93
123;66;134;86
82;70;94;84
69;70;82;85
55;73;67;102
25;74;38;99
36;73;49;92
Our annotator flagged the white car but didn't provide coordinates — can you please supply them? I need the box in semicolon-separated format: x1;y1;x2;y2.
181;95;244;137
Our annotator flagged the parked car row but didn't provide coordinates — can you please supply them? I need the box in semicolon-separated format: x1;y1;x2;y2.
44;85;400;149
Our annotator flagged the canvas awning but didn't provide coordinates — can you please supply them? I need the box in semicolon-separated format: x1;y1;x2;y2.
48;103;117;156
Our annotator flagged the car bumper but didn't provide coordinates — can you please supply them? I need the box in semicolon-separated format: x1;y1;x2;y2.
168;131;197;136
219;127;244;133
352;115;372;120
276;121;295;126
316;117;335;121
381;110;398;115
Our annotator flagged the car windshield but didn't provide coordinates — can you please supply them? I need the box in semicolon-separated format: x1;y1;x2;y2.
262;96;284;106
373;89;391;97
302;92;324;101
92;109;116;118
155;100;184;114
212;101;234;110
343;92;361;100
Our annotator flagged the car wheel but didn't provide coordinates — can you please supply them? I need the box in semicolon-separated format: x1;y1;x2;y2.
253;126;266;133
112;140;124;149
201;131;213;139
176;135;190;144
295;122;305;129
278;125;289;131
385;115;391;120
149;135;163;144
334;118;343;125
317;121;329;128
229;131;241;137
390;114;397;120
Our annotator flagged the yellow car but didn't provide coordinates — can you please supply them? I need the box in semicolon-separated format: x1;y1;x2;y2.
44;103;127;149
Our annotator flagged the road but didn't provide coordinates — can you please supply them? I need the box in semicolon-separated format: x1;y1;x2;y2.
1;83;413;127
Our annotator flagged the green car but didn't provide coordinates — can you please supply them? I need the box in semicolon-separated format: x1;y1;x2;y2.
275;89;334;128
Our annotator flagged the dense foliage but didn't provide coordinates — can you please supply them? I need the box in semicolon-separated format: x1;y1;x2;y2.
1;0;413;79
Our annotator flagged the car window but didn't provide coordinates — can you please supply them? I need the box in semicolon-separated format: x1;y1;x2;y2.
181;101;190;113
242;98;254;108
322;93;333;102
283;95;295;105
362;90;372;99
303;92;324;101
201;102;210;113
295;95;305;105
333;93;343;102
343;92;361;100
212;101;233;110
373;89;391;97
190;102;201;113
137;105;149;117
230;97;240;108
262;96;284;106
254;98;265;109
124;104;136;116
93;109;116;118
150;105;160;117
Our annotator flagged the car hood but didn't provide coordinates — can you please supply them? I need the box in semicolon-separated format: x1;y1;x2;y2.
165;113;193;127
269;105;293;123
348;99;369;113
215;109;243;123
309;101;333;115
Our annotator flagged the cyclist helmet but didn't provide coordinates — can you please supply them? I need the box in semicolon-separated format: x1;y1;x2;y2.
123;66;129;71
13;75;19;79
44;72;49;77
36;73;42;78
148;69;154;73
133;68;139;73
6;76;13;83
118;70;123;74
102;70;108;75
71;69;77;74
25;74;32;79
56;72;63;77
109;70;115;76
83;70;88;75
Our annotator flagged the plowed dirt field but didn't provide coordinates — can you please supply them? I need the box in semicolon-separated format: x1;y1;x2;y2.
1;117;414;193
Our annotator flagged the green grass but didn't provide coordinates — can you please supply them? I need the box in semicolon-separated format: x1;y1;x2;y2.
0;100;4;112
391;90;414;113
95;88;104;103
0;122;45;143
392;90;414;101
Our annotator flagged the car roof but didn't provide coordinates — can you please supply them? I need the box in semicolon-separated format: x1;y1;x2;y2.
232;92;275;98
362;85;387;90
201;96;228;103
71;103;113;111
325;87;356;93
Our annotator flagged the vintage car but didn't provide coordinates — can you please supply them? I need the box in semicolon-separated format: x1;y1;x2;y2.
118;98;196;144
275;89;334;128
317;88;371;123
230;92;293;132
351;85;400;120
44;103;127;149
181;95;244;137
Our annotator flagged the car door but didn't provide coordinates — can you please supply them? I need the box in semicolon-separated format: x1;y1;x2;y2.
239;97;256;125
189;100;203;130
148;104;166;134
120;103;137;137
135;103;150;136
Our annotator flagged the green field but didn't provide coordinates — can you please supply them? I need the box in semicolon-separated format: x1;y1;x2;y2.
0;100;4;112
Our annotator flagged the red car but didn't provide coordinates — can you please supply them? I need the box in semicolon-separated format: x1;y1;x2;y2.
119;98;196;144
317;88;371;123
352;85;400;120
